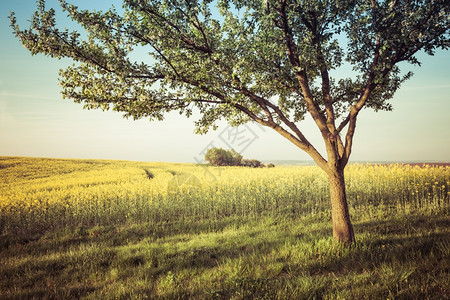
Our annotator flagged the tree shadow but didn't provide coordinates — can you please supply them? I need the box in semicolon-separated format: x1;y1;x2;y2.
303;213;449;276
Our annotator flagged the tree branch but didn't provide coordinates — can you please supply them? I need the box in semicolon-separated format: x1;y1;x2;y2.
181;71;329;170
278;0;330;139
234;102;328;170
139;4;212;54
340;0;381;167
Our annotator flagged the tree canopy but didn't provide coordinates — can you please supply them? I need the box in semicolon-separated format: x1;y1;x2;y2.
10;0;449;171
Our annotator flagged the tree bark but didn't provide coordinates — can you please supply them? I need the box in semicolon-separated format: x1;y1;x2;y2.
327;167;355;245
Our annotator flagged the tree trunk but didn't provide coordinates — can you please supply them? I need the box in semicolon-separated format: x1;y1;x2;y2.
327;167;355;245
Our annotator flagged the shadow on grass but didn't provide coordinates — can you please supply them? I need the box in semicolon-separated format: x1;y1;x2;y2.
0;215;251;258
287;213;450;298
303;213;449;270
1;212;448;299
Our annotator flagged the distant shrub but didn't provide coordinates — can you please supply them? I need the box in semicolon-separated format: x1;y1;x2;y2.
242;159;263;168
204;148;273;168
205;148;242;166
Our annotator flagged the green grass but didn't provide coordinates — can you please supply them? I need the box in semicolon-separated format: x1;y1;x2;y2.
1;208;448;299
0;158;449;298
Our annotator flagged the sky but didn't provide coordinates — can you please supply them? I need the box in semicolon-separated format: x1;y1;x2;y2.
0;0;449;163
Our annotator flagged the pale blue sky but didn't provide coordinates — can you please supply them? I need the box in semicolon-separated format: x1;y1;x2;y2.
1;0;449;163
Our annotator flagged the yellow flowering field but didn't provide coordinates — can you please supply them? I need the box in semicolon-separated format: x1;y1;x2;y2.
0;157;448;234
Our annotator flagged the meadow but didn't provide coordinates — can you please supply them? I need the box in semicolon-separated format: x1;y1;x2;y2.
0;156;448;299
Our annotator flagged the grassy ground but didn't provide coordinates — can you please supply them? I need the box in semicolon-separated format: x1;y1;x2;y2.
1;209;448;299
0;157;448;299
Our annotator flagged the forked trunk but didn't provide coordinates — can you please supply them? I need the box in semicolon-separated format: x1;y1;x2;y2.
327;167;355;245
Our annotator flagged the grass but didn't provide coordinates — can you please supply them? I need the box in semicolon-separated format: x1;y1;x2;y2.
0;157;449;299
1;211;448;299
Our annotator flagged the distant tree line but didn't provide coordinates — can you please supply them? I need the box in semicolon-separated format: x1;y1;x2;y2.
204;148;274;168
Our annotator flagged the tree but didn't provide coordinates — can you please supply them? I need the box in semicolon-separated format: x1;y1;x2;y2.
10;0;449;244
242;159;264;168
205;147;242;166
204;147;265;167
228;149;243;166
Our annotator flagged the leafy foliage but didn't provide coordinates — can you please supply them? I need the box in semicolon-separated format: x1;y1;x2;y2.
204;147;242;166
241;159;264;168
204;147;269;167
